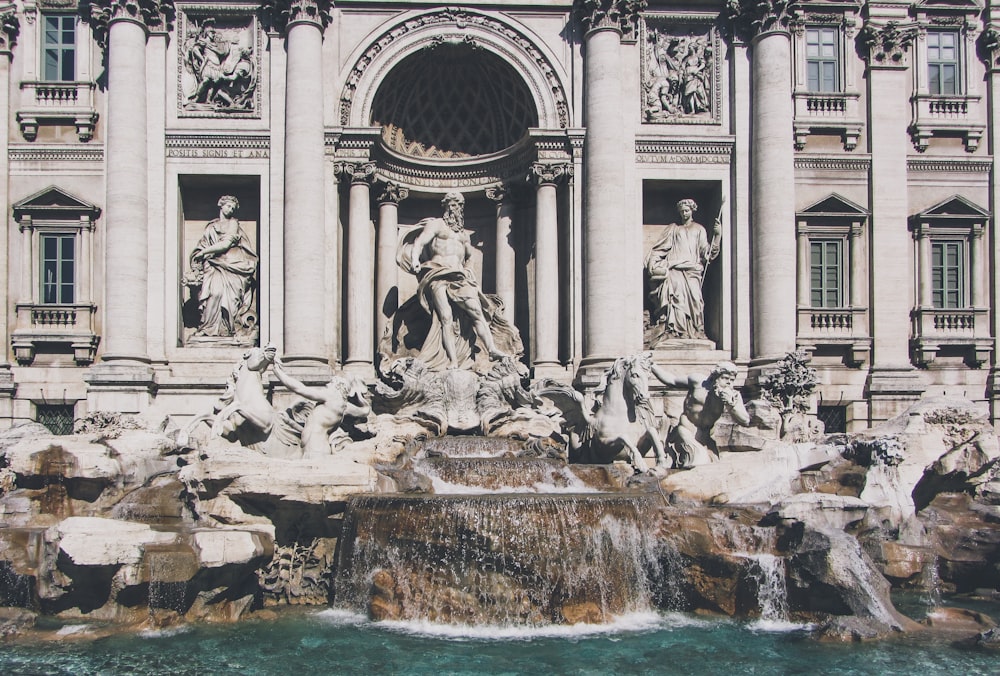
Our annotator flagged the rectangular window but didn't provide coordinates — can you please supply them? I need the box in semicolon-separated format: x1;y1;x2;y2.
40;233;75;304
810;239;843;308
931;240;964;309
42;15;76;82
806;27;839;92
36;404;75;436
927;30;960;96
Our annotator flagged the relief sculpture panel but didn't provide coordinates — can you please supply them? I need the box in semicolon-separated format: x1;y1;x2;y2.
641;16;721;125
178;10;261;117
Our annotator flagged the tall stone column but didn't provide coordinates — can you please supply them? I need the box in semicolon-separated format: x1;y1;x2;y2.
985;22;1000;421
0;14;17;410
729;1;797;361
336;162;376;373
486;185;516;325
577;1;645;379
277;0;332;368
84;0;170;411
861;18;924;421
376;182;407;354
530;163;572;369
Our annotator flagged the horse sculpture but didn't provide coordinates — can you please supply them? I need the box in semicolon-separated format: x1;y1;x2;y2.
534;355;671;474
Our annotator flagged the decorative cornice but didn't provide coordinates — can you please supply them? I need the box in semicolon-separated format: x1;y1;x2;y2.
794;154;871;171
261;0;333;33
725;0;793;42
377;181;408;205
334;160;376;185
83;0;175;48
0;4;19;54
529;162;573;187
575;0;646;39
860;21;917;67
907;158;992;174
165;133;270;159
9;144;105;162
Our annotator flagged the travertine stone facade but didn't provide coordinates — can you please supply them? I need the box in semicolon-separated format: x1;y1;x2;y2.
1;0;1000;432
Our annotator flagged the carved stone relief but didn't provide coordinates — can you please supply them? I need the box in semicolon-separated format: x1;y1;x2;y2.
178;10;261;117
641;16;721;125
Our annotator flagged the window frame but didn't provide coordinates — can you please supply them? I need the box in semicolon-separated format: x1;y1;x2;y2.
929;238;967;309
805;26;840;93
809;237;845;309
39;231;76;305
40;13;77;83
926;29;961;96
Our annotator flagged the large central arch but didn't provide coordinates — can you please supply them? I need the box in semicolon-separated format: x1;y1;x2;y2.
338;8;572;132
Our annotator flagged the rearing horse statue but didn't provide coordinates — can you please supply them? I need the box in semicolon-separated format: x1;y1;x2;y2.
534;355;671;474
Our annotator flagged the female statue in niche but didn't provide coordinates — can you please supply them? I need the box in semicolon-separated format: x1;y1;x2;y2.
183;195;258;343
644;198;721;341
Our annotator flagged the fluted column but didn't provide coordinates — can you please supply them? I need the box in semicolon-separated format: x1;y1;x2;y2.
486;185;516;325
376;182;407;351
730;1;797;359
849;223;864;310
795;223;809;308
336;162;376;370
971;224;985;308
530;163;572;367
277;0;332;365
578;0;645;372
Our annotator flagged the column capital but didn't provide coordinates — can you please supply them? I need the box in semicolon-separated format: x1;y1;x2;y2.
860;21;917;68
981;27;1000;72
0;5;18;56
377;181;408;206
85;0;175;47
725;0;793;43
263;0;333;34
485;184;508;203
529;162;573;187
334;160;376;185
575;0;645;39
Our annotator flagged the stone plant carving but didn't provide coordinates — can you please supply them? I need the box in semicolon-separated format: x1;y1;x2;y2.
181;16;257;112
375;356;543;436
644;197;722;343
382;192;523;373
179;346;372;458
258;538;334;606
758;350;824;441
182;195;258;344
534;353;673;474
644;27;714;122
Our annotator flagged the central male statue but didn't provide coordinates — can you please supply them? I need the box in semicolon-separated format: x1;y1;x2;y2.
392;192;521;372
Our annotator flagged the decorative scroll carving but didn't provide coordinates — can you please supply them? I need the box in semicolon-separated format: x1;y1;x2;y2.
725;0;792;41
575;0;647;38
860;21;916;66
642;17;721;124
84;0;175;48
0;5;19;53
261;0;332;33
377;182;409;205
981;27;1000;70
334;161;377;185
179;12;260;116
529;162;573;186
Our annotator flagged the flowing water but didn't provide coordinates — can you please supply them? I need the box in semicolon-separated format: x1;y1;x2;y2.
1;607;998;675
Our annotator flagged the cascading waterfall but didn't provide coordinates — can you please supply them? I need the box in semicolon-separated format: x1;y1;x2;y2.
332;491;666;626
747;554;789;623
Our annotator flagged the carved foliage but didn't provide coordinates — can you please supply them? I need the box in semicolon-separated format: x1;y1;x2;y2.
576;0;647;38
529;162;573;186
860;21;916;66
0;5;19;53
178;11;260;117
980;27;1000;70
334;161;377;185
378;181;409;205
725;0;792;41
261;0;332;33
642;17;721;124
84;0;175;47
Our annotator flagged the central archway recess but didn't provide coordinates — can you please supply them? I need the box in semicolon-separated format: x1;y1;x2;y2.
370;42;539;160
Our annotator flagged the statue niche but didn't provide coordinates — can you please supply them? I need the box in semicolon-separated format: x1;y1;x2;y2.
180;15;258;115
182;194;259;346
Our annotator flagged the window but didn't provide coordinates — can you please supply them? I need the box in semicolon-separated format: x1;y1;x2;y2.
927;30;959;96
806;28;839;92
817;405;847;434
931;240;964;309
40;233;75;304
36;404;75;435
42;15;76;82
810;239;843;308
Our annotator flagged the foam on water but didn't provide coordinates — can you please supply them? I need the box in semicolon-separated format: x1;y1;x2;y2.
747;618;815;633
366;611;667;641
138;624;194;639
55;624;92;636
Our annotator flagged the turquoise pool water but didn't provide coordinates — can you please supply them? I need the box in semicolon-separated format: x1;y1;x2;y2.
1;609;997;676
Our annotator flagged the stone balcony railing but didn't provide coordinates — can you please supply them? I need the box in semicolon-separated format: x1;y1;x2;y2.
796;306;871;366
792;91;863;151
16;81;98;142
910;94;984;152
11;303;99;365
911;306;991;366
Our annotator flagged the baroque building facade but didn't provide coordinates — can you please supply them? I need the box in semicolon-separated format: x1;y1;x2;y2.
0;0;999;433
